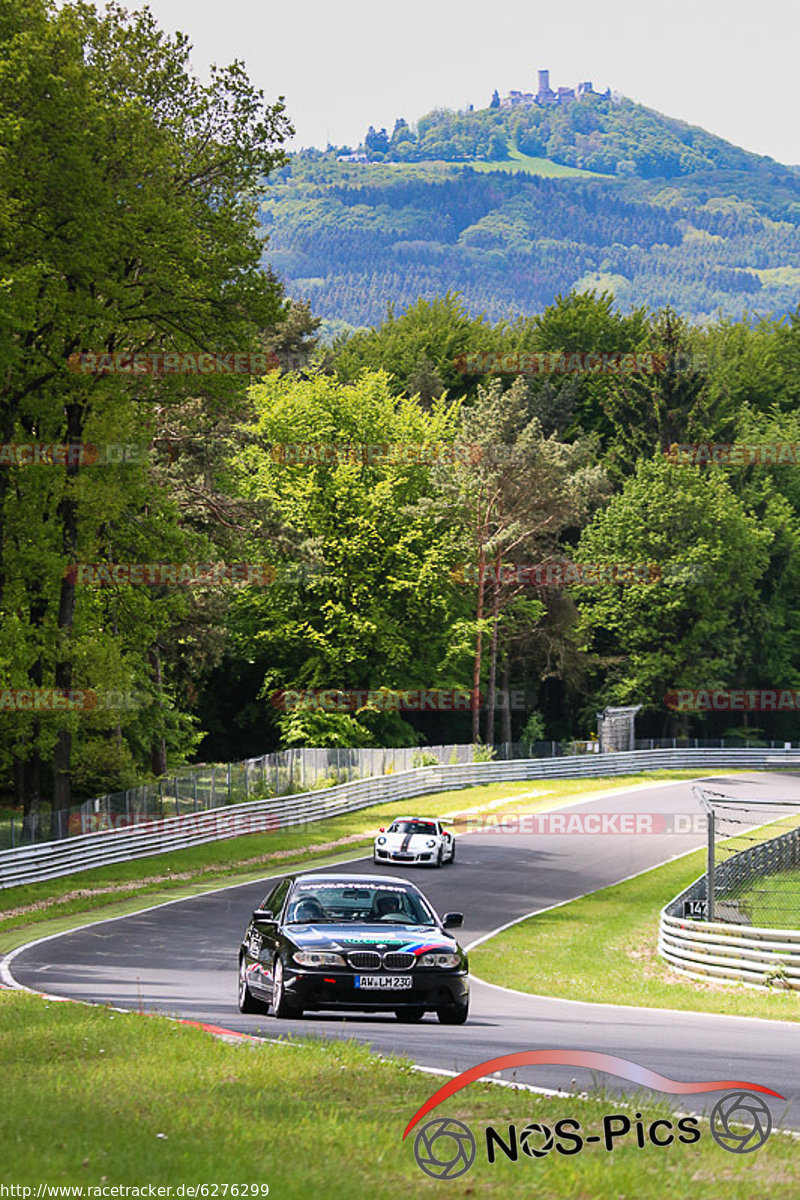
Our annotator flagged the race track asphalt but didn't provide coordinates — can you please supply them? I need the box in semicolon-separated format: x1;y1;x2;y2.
7;772;800;1127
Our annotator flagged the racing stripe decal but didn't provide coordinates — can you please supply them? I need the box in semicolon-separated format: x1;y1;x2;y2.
400;832;414;852
402;943;447;956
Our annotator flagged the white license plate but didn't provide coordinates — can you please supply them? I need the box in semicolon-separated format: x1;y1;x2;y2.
355;975;413;990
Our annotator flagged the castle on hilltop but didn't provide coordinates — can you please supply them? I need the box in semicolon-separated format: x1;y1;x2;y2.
497;70;610;110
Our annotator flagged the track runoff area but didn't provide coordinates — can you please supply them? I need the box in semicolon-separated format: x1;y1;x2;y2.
5;770;800;1131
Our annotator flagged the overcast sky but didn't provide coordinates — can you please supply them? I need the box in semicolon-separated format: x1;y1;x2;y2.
141;0;799;165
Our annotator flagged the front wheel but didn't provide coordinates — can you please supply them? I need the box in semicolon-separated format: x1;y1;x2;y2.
447;841;456;863
435;847;443;868
437;1001;469;1025
272;955;303;1019
238;958;269;1014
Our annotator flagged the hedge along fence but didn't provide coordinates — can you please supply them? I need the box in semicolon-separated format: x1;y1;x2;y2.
3;747;800;890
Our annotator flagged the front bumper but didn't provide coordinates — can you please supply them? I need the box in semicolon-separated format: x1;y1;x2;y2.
282;967;469;1012
374;847;439;864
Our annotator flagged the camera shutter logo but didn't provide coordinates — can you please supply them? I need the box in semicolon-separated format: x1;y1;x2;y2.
413;1117;476;1179
520;1122;555;1158
710;1091;773;1153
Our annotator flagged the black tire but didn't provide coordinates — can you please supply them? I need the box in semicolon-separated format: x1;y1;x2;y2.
271;955;303;1019
437;1001;469;1025
447;840;456;863
238;957;269;1014
395;1008;425;1022
435;846;443;868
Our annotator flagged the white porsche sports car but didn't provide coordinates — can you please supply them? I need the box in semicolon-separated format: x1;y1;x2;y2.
373;816;456;867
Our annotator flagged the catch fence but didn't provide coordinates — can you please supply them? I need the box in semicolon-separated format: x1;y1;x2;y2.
3;746;800;889
3;736;792;849
660;787;800;988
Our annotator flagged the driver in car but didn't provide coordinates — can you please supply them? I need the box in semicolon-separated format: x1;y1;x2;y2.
288;895;326;923
374;894;403;920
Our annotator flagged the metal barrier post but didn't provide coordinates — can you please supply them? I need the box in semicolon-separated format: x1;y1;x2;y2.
707;809;715;924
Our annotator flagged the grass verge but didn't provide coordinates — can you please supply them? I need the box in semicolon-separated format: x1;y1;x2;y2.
734;868;800;929
470;819;800;1022
0;772;710;952
0;988;795;1197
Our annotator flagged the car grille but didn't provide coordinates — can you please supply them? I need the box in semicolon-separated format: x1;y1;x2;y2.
382;952;415;970
348;951;381;970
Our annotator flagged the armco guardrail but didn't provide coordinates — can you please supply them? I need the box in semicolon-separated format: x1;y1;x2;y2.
2;747;800;890
659;822;800;990
6;736;790;847
659;914;800;990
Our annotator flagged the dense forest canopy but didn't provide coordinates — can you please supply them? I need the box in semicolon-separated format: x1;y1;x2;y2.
262;159;800;327
3;2;800;830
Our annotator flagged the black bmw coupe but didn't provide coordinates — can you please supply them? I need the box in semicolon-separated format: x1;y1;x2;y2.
238;872;469;1023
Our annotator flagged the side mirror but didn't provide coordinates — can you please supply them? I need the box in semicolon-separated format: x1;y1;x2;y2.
252;908;274;922
442;912;463;929
378;827;385;833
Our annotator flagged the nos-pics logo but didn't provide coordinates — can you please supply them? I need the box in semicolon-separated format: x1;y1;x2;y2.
414;1118;476;1180
405;1051;781;1180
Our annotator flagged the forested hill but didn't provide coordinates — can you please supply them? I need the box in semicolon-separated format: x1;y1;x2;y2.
259;94;800;328
358;94;786;178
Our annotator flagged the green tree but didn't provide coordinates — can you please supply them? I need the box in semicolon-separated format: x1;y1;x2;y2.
430;377;607;741
599;311;736;475
574;457;773;727
331;293;503;405
227;369;468;747
0;0;291;828
263;296;322;371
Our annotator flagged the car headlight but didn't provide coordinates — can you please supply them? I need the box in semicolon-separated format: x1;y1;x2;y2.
418;952;460;968
376;836;386;845
293;950;347;967
426;839;436;847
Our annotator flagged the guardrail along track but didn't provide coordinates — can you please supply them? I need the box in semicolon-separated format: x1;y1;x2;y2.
659;822;800;990
3;747;800;890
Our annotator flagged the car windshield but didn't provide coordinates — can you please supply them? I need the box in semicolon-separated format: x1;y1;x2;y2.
390;821;437;835
285;882;436;925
